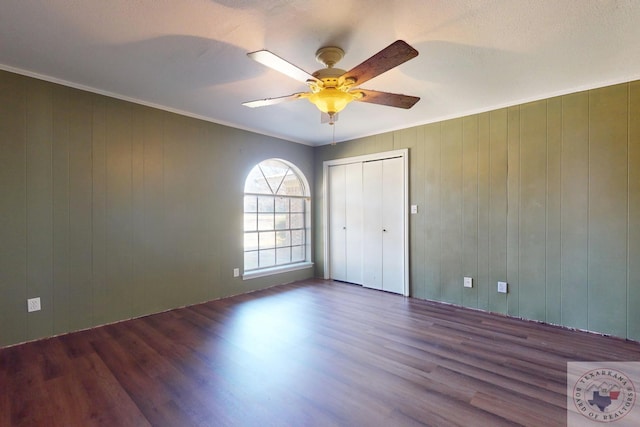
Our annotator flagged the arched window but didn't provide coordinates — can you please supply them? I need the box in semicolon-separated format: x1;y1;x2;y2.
243;159;311;277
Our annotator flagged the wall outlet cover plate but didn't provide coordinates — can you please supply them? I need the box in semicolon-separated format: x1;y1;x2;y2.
27;297;41;312
497;281;508;293
464;277;473;288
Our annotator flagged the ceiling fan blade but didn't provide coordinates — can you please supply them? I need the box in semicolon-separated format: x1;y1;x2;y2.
247;50;319;84
242;93;305;108
353;89;420;109
341;40;418;87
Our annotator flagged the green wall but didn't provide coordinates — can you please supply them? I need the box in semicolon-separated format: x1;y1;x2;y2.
0;70;315;347
315;81;640;341
2;68;639;347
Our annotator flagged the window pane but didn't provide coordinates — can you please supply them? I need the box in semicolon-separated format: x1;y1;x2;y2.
259;160;288;194
277;170;303;196
291;230;304;245
276;231;291;247
290;213;304;229
257;213;274;231
275;197;289;212
259;231;276;249
258;196;274;213
244;232;259;251
276;247;291;264
245;166;272;194
244;196;258;212
245;251;259;270
259;249;276;267
274;213;289;230
244;213;257;231
291;245;305;262
290;198;304;213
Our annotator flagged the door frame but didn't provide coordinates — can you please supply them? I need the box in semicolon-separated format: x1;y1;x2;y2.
322;149;409;296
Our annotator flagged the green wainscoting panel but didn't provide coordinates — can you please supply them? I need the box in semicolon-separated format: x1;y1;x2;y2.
488;109;508;314
51;85;72;334
104;98;135;325
588;84;628;337
374;132;394;154
164;114;203;309
462;116;479;308
477;113;491;311
129;105;151;317
506;106;520;317
519;101;548;321
423;123;442;301
545;97;563;325
25;79;54;341
414;126;427;299
629;81;640;341
396;128;424;298
67;88;94;332
561;92;590;330
91;96;108;329
440;119;463;304
0;72;28;347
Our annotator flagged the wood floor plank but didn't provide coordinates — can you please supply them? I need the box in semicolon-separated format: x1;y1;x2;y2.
2;279;640;426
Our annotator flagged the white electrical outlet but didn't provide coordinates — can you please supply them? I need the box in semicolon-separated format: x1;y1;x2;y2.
233;268;240;278
410;205;418;214
464;277;473;288
497;281;508;293
27;297;41;312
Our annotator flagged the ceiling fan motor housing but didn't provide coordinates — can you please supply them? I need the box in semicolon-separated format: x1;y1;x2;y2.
308;64;359;115
308;47;356;116
312;67;347;87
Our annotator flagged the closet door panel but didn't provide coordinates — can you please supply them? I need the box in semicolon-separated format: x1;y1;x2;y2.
382;157;405;294
345;162;363;284
362;161;383;290
329;165;347;281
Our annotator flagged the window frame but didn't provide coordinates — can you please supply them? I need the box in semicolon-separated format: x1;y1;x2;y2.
242;159;313;280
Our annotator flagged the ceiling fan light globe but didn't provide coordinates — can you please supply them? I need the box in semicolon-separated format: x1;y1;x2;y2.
307;88;355;115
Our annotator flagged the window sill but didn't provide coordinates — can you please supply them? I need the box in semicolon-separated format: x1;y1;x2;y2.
242;262;314;280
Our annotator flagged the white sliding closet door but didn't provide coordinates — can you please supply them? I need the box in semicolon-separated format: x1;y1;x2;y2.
344;163;363;284
362;160;383;290
362;157;404;294
329;165;347;281
329;163;363;284
381;157;405;294
324;149;408;296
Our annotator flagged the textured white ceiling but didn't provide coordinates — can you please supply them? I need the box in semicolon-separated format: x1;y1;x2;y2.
2;0;640;146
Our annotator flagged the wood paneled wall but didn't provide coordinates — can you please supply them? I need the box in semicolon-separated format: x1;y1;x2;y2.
0;70;314;347
2;69;638;346
315;81;640;341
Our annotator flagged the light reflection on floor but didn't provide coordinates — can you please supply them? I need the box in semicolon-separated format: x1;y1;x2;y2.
203;290;322;406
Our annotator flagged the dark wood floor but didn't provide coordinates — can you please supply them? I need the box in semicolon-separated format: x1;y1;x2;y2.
2;279;640;426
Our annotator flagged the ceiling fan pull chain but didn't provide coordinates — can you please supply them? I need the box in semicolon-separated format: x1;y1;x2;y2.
331;120;336;146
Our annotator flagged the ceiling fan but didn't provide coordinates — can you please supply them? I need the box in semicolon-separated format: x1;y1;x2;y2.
242;40;420;124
